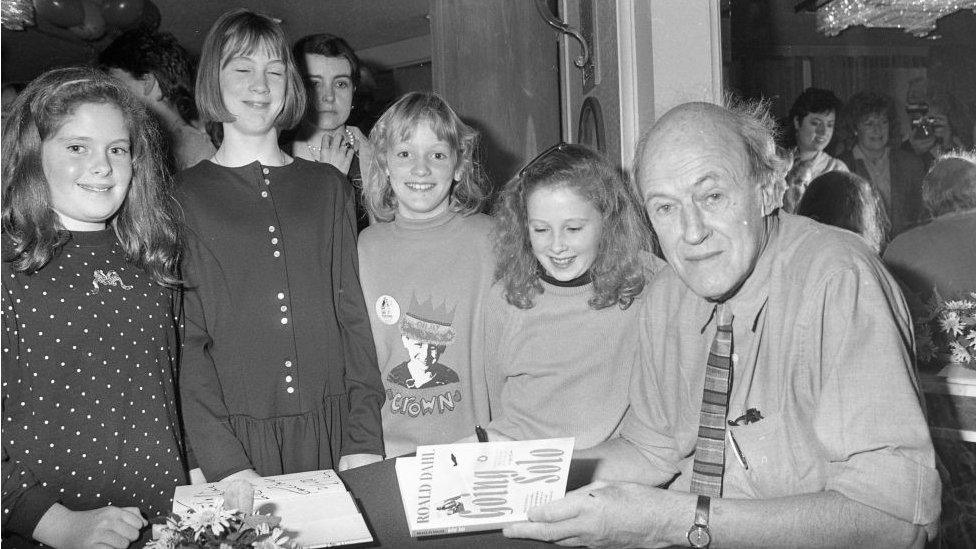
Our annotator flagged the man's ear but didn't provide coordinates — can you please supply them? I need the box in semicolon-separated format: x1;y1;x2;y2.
758;178;780;216
143;73;162;102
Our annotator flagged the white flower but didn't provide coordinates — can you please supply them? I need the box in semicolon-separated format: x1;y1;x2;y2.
949;341;973;364
940;311;965;337
184;504;236;539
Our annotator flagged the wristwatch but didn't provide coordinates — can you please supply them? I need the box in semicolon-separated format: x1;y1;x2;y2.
687;495;712;548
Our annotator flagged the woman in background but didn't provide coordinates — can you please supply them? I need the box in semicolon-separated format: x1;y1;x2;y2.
838;91;925;235
796;170;890;254
782;87;848;212
2;66;185;548
178;9;384;483
290;33;373;231
358;92;494;457
480;143;664;448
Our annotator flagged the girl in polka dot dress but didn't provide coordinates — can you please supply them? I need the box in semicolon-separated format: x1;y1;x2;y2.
2;67;187;548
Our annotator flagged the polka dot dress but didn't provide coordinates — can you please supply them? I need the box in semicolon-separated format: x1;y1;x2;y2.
2;230;187;533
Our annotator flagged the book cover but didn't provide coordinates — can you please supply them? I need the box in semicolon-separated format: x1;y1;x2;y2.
173;470;371;548
396;437;575;537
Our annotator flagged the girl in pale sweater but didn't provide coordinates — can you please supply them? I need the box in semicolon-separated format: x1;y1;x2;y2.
483;143;664;448
357;92;495;457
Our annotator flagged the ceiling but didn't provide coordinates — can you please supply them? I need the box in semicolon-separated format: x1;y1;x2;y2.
2;0;433;83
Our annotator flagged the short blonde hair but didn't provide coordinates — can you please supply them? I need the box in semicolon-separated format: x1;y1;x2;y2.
363;92;487;222
195;8;306;131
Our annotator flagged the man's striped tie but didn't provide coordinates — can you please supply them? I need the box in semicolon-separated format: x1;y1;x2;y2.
689;303;733;498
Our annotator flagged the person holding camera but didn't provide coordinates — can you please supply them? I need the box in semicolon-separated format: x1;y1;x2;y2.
902;93;968;174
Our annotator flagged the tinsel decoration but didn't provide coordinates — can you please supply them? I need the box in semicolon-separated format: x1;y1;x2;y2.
1;0;35;30
817;0;976;37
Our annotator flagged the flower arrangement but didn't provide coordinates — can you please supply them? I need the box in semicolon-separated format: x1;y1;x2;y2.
914;291;976;370
147;480;293;549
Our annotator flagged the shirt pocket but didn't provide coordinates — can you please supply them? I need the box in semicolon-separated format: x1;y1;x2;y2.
729;415;824;498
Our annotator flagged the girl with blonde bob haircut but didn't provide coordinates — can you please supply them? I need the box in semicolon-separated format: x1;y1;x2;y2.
478;143;664;448
357;92;495;457
178;8;385;483
194;8;306;133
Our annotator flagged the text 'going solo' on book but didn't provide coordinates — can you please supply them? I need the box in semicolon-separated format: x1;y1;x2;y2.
396;437;575;537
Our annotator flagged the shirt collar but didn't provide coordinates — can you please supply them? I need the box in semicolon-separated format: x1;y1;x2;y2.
696;213;779;334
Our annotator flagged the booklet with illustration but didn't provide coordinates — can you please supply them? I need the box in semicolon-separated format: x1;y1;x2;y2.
173;470;372;548
395;437;575;537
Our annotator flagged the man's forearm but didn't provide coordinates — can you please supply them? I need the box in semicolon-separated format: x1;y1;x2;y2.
576;437;674;486
705;490;925;548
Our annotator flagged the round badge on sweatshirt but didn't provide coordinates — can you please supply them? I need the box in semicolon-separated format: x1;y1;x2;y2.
376;295;401;325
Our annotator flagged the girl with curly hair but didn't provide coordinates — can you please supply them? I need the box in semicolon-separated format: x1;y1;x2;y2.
2;66;186;547
481;143;665;448
358;91;495;457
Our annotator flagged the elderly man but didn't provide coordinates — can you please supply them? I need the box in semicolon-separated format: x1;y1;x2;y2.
884;151;976;302
505;101;940;548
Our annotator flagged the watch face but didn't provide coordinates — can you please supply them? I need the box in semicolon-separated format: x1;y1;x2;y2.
687;525;711;548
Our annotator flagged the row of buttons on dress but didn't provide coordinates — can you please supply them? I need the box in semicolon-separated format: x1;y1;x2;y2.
263;166;295;396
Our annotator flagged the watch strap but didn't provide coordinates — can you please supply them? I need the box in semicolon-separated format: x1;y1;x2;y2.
695;494;710;527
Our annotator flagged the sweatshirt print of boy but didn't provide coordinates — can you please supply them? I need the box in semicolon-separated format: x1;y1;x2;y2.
387;296;460;389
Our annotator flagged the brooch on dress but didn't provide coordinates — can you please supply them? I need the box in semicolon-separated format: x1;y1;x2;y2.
90;269;133;294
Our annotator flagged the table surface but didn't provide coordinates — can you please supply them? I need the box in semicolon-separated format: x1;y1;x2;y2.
339;457;562;548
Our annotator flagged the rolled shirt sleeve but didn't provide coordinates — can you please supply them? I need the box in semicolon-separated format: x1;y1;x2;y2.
813;261;941;531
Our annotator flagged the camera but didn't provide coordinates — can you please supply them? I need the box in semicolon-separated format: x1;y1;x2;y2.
912;116;939;139
906;102;943;140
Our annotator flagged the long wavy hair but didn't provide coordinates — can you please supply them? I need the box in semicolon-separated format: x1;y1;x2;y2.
494;143;650;310
1;66;181;286
363;92;487;222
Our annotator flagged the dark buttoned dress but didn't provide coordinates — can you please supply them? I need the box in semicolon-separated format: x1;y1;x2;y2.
177;158;384;481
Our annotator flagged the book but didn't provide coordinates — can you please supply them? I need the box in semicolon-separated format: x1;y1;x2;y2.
173;470;372;548
396;437;575;537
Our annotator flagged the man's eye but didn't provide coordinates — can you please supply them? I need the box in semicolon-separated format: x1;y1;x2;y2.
395;151;409;158
336;81;349;89
566;226;582;233
432;152;448;160
67;145;85;154
110;146;130;155
531;227;549;234
654;204;673;216
703;193;725;207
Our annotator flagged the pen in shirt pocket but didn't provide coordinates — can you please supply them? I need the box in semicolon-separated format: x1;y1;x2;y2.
726;429;749;470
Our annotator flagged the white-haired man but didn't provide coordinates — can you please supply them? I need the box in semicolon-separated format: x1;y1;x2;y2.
505;101;940;548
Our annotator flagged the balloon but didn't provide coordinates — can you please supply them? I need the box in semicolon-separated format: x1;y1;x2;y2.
136;0;158;30
101;0;143;30
33;0;84;28
68;0;105;40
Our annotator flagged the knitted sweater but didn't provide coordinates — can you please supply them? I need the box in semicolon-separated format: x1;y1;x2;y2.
358;210;495;457
483;253;665;449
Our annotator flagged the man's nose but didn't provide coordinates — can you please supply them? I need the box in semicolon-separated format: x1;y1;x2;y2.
681;205;709;245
